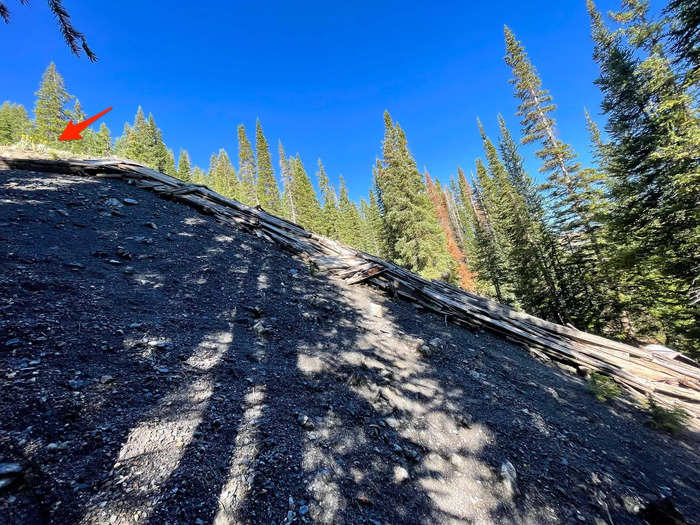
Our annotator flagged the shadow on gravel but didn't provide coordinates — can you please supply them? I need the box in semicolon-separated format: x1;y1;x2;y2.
1;169;699;525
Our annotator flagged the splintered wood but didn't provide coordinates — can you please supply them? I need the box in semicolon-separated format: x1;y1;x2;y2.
2;156;698;424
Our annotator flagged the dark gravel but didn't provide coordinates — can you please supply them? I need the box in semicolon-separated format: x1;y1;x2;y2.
1;168;699;525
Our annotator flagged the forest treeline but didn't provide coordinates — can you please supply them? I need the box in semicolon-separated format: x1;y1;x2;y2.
1;0;697;355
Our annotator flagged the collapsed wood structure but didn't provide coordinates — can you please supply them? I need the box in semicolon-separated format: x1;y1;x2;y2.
2;156;699;424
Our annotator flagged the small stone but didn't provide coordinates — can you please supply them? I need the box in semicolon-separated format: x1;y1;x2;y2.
622;495;640;514
500;460;517;496
157;367;169;374
107;259;122;265
298;505;309;516
545;386;561;401
144;222;157;230
4;338;20;347
296;413;314;430
105;198;123;208
122;198;139;205
428;337;442;350
470;370;482;381
0;463;23;476
66;262;85;270
100;375;114;384
253;321;271;336
287;510;296;521
394;466;410;483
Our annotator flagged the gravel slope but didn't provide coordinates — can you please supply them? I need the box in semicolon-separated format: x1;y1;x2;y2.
0;168;698;525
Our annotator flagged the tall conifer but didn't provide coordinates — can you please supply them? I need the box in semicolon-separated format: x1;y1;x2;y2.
337;175;363;247
237;124;258;206
255;119;281;214
588;0;700;352
0;102;31;144
177;150;192;182
374;111;453;279
289;155;322;231
279;141;296;222
317;159;340;238
32;62;71;145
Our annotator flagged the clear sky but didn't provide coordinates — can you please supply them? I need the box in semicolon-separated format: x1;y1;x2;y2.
3;0;620;201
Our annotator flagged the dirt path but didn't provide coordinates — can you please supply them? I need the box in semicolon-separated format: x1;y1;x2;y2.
1;169;698;524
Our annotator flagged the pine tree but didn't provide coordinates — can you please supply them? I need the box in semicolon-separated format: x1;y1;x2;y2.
454;168;480;269
115;108;172;173
374;111;453;279
504;27;603;241
116;107;147;162
208;152;218;178
663;0;700;82
588;0;700;353
255;119;281;214
0;102;31;144
177;150;192;182
442;181;468;254
497;116;574;319
336;175;363;247
365;189;384;257
69;99;87;153
114;123;131;157
192;166;205;185
147;114;172;172
278;141;295;221
471;158;513;302
504;26;613;329
482;119;572;320
94;123;112;156
237;124;258;206
496;114;545;222
164;149;176;176
210;149;238;199
32;62;71;145
358;198;374;253
583;108;607;167
289;155;322;232
81;121;112;157
316;159;340;238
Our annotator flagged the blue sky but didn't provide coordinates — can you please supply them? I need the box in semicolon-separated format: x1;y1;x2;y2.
2;0;620;201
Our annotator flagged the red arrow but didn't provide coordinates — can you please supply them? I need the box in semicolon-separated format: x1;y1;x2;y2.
59;106;113;141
